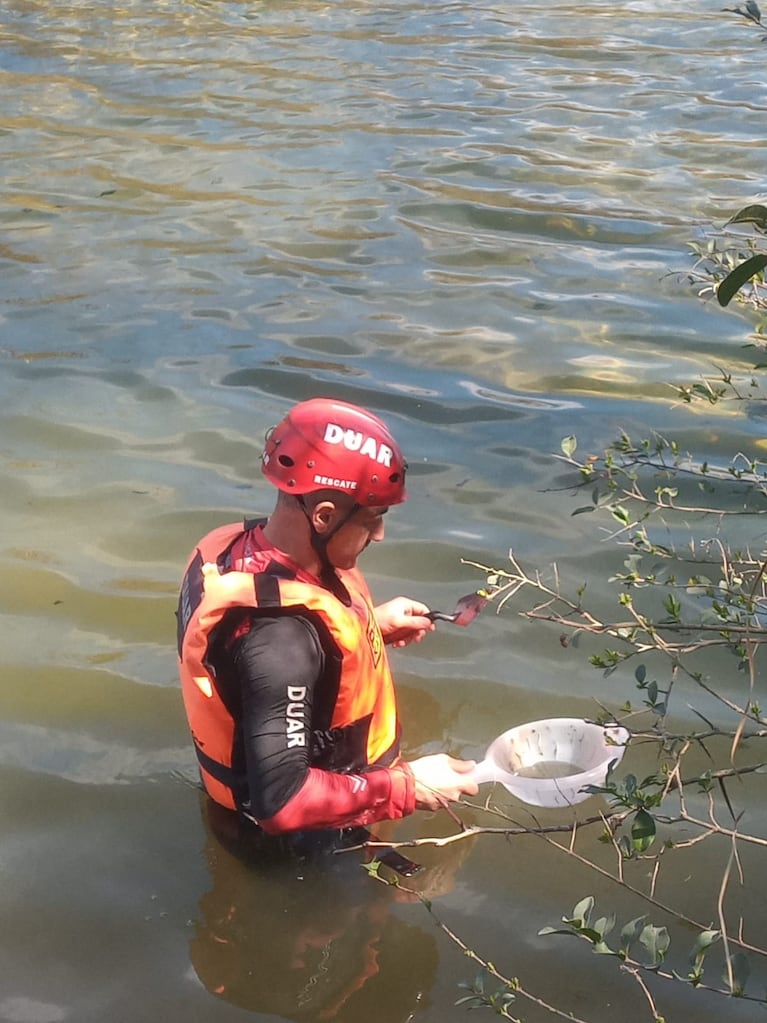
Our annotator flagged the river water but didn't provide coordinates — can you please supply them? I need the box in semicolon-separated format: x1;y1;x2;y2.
2;1;766;1021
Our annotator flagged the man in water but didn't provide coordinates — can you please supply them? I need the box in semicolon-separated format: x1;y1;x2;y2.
177;396;477;836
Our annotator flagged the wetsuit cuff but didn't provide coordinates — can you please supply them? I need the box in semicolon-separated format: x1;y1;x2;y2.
392;761;416;816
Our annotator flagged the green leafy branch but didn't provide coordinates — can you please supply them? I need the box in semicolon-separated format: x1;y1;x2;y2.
364;862;591;1023
539;895;754;1005
688;203;767;311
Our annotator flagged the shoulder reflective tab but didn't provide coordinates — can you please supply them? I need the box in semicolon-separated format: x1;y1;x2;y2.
254;572;282;607
243;515;267;531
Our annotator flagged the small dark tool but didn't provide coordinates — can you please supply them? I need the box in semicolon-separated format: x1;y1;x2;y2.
337;828;423;876
374;846;423;877
425;590;489;627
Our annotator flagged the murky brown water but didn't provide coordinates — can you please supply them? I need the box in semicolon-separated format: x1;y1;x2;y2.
2;1;766;1020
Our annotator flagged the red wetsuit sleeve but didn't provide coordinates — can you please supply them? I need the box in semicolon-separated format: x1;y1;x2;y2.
259;762;415;835
219;613;415;833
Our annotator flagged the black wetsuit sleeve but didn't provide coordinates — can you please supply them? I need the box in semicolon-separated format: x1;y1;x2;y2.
224;614;324;820
210;610;416;833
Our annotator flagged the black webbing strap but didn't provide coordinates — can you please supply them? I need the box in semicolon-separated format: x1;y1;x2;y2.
254;571;282;607
194;740;247;791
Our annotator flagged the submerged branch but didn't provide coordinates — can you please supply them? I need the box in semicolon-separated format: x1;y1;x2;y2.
369;870;593;1023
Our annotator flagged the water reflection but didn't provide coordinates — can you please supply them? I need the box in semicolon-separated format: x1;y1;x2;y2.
4;0;767;1020
190;798;448;1021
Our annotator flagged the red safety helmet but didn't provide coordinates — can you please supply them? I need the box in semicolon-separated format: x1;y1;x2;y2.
261;398;408;506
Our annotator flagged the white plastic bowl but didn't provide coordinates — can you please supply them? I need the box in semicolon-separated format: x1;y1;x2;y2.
471;717;630;808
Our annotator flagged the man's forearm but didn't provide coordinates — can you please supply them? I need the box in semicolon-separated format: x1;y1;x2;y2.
257;763;415;834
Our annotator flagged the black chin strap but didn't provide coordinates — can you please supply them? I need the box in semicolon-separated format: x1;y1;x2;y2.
296;495;358;601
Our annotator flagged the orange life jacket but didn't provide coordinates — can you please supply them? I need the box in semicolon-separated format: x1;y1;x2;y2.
177;521;401;811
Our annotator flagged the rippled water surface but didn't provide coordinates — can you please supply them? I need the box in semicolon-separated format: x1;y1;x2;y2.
2;2;766;1021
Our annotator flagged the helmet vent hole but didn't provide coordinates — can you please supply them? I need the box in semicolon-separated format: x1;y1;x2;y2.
278;454;295;468
389;472;401;483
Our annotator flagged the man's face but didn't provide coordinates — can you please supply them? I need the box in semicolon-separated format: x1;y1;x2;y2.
325;503;388;570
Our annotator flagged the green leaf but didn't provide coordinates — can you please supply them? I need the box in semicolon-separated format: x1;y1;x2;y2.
663;593;681;620
620;916;647;954
631;809;656;853
469;972;485;994
726;204;767;230
639;924;670;966
594;914;616;940
569;896;594;928
688;928;719;982
571;505;596;516
690;929;720;962
727;951;751;996
561;435;577;457
634;664;646;684
717;254;767;307
618;836;634;859
592;941;619;956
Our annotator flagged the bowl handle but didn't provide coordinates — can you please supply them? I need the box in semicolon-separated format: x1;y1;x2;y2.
469;758;499;785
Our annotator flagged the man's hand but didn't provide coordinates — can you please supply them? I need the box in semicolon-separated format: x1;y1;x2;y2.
375;596;435;648
407;753;478;811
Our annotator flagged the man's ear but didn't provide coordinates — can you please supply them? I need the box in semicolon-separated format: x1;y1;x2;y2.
310;499;338;535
